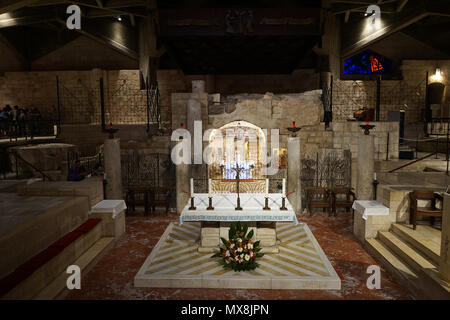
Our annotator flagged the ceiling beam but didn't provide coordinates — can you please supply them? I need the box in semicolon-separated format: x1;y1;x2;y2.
341;0;429;57
426;0;450;17
0;12;58;28
55;17;138;59
0;31;29;68
0;0;40;14
344;10;351;22
397;0;408;12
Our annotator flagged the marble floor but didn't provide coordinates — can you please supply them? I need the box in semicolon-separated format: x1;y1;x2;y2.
134;222;341;290
63;210;414;300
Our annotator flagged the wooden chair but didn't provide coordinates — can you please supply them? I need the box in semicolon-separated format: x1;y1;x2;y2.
409;190;443;230
307;187;332;216
331;186;357;217
149;187;172;215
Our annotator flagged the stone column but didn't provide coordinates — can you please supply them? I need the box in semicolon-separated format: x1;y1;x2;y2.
356;134;374;200
104;138;123;200
440;194;450;281
176;162;189;213
187;82;204;182
287;137;301;213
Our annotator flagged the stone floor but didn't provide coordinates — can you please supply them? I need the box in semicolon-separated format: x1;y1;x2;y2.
63;210;414;300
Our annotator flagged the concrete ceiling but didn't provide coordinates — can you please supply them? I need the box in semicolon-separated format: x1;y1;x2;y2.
0;0;448;74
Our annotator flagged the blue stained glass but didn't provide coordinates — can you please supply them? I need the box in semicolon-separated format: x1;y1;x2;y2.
344;50;391;75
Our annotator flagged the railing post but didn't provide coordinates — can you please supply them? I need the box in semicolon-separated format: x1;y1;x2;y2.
100;77;106;131
56;76;61;136
15;152;18;179
376;76;381;121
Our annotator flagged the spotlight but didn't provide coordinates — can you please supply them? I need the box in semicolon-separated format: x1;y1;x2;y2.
117;16;122;21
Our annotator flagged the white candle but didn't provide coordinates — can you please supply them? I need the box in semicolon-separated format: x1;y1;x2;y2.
374;172;377;180
265;178;269;197
282;178;286;197
208;178;212;197
190;178;194;196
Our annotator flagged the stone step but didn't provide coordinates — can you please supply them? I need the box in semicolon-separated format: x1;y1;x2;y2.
371;233;450;299
365;238;421;296
378;231;436;274
2;220;103;299
34;237;115;300
391;224;440;265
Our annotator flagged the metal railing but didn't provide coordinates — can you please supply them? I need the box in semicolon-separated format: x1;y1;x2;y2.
428;118;450;136
0;119;58;141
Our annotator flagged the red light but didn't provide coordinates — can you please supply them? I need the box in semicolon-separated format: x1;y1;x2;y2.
292;121;295;128
109;123;113;129
366;121;369;125
180;123;184;129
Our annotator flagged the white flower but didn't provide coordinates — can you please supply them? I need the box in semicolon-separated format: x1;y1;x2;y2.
237;238;242;243
230;243;235;248
225;250;230;257
244;254;250;261
249;251;253;256
248;243;253;250
237;247;243;253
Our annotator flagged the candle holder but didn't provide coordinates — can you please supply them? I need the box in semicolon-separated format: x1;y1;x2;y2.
280;197;288;210
263;196;271;210
207;196;214;210
105;124;119;139
188;197;196;210
360;123;375;135
235;196;242;211
287;127;301;137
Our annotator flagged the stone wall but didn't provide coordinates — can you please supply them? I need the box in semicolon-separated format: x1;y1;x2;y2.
331;121;399;161
332;60;450;125
206;91;324;132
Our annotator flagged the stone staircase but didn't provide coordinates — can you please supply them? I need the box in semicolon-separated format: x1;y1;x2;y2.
366;223;450;299
1;218;114;300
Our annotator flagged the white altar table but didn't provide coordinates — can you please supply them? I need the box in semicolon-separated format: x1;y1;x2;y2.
180;193;298;253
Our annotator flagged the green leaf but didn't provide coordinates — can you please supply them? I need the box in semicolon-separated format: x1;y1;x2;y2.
229;224;235;239
243;224;248;237
247;229;254;239
220;237;228;246
236;221;241;232
256;253;264;258
253;240;260;247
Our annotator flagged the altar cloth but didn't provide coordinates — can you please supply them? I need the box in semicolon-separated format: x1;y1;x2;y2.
91;200;127;219
180;193;298;225
352;200;389;220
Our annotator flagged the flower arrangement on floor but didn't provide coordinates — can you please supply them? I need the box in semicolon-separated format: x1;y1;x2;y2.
211;222;264;272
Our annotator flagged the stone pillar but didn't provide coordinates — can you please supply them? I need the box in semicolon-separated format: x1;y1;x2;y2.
176;162;189;213
440;194;450;281
287;137;301;213
187;82;204;182
192;80;205;94
356;134;374;200
104;138;123;200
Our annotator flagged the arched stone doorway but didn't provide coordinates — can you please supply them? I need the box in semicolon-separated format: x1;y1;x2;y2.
208;120;267;193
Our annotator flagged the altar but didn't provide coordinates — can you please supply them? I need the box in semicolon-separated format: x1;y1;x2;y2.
180;193;298;253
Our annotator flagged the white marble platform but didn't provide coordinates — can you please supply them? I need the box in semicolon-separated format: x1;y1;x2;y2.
134;222;341;290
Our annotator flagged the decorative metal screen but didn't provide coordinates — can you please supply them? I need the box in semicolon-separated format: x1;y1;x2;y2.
301;150;352;208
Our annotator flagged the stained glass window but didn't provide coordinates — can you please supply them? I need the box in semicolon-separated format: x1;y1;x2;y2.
344;50;391;75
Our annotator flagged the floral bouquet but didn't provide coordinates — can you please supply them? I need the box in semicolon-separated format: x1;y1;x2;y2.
211;222;264;272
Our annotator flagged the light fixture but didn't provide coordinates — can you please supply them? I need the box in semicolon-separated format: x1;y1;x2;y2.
431;68;444;83
117;16;122;21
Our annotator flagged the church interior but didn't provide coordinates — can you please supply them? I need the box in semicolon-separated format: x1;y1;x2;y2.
0;0;450;301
